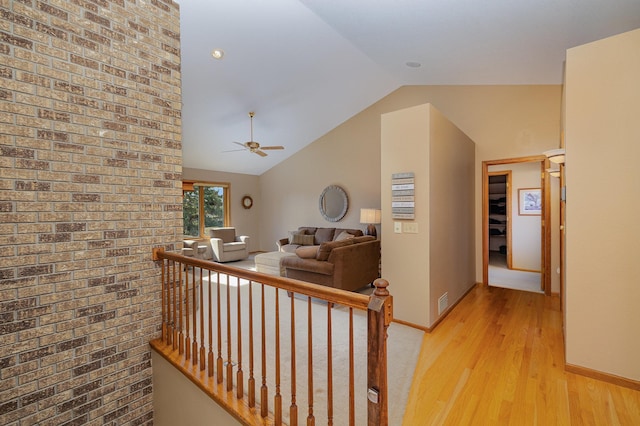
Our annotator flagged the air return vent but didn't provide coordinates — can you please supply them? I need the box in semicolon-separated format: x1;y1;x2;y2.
438;292;449;315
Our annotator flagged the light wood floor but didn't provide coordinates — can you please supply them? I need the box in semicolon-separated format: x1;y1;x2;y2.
403;284;640;425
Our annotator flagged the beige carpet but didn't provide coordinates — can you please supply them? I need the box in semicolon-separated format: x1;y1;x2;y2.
187;261;423;425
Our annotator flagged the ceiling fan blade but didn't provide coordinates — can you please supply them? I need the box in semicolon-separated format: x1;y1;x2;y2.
222;148;246;153
233;141;248;149
254;150;268;157
260;145;284;150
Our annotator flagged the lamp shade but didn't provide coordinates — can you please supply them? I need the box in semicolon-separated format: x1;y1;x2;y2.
360;208;381;224
546;168;560;178
543;148;565;164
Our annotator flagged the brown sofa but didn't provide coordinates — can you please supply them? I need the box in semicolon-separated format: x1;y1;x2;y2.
277;226;363;253
278;227;380;291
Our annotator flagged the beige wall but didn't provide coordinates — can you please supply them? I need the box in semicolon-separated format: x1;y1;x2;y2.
427;106;476;326
374;103;477;328
152;352;240;426
380;104;432;326
259;85;562;285
565;28;640;380
183;168;261;252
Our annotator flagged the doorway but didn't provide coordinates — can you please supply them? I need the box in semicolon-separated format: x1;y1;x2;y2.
482;156;550;294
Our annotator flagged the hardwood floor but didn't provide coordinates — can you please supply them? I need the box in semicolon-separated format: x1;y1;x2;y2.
403;284;640;425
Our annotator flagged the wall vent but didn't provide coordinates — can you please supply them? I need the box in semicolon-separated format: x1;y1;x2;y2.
438;292;449;315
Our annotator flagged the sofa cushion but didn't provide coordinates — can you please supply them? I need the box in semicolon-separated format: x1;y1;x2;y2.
288;229;304;241
291;233;315;246
314;227;335;244
295;245;319;259
352;235;375;244
334;228;364;239
298;227;317;235
224;241;246;252
282;256;334;276
334;230;355;241
316;238;354;261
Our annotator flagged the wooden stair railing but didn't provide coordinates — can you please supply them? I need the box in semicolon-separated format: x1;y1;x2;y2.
151;248;392;426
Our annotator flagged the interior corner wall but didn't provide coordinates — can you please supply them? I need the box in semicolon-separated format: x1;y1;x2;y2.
565;28;640;381
380;104;475;328
428;107;476;325
381;104;431;327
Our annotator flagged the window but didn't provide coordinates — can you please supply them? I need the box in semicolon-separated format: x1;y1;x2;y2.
182;182;230;238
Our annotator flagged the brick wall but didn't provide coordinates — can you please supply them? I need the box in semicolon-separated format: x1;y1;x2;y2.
0;0;182;424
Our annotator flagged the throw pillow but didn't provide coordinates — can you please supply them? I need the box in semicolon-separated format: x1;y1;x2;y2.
291;233;315;246
295;245;319;259
334;231;355;241
314;227;335;244
316;239;354;261
288;229;304;243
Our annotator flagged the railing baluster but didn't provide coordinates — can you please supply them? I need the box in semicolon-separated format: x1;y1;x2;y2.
200;267;206;370
261;283;269;417
290;291;298;426
208;270;214;377
171;260;177;350
191;267;198;365
166;260;173;346
216;271;223;384
274;288;282;425
185;265;191;361
248;281;255;407
226;272;233;391
161;258;167;342
178;262;184;354
327;302;333;426
307;296;315;426
236;276;244;399
349;308;355;426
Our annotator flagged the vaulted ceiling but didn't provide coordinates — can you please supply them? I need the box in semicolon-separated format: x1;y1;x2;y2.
179;0;640;175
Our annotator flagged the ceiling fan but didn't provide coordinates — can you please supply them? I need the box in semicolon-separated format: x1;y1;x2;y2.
228;112;284;157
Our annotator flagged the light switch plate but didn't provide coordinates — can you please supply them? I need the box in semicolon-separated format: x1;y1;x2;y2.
394;222;402;233
404;222;418;233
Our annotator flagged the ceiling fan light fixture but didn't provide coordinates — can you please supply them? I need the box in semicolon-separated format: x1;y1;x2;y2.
225;112;284;158
211;48;225;60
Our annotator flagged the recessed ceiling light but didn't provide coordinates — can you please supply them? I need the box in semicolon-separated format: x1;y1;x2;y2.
211;49;225;60
405;61;421;68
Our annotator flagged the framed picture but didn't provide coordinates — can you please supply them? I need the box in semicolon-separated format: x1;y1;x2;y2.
518;188;542;215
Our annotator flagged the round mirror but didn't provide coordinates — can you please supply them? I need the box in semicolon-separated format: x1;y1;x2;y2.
319;185;348;222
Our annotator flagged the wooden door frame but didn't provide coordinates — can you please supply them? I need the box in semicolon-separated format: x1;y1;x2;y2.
482;155;551;294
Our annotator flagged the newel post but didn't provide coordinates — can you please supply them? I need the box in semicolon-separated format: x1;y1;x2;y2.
367;278;393;426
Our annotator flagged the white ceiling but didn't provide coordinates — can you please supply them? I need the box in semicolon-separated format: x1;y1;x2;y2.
179;0;640;175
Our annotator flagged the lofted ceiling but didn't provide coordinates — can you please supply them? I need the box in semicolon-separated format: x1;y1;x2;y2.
179;0;640;175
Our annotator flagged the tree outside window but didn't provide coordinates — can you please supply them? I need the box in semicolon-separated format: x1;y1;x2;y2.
183;183;229;237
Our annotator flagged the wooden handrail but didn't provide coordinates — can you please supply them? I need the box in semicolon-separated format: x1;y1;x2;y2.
153;248;371;310
150;247;391;425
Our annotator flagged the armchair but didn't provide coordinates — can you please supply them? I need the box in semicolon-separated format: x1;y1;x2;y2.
209;227;250;262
